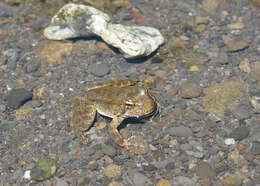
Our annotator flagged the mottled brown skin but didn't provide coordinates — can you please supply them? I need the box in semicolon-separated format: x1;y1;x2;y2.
68;79;157;149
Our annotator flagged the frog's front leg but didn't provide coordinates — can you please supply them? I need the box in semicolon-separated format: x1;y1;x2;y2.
108;116;128;149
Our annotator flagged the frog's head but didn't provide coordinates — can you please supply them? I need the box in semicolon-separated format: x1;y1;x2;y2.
124;87;156;119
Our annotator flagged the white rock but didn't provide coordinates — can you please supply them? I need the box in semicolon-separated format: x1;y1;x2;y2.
44;3;164;58
224;138;236;145
23;170;31;180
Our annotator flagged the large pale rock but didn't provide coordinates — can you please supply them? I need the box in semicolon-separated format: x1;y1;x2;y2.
44;3;164;58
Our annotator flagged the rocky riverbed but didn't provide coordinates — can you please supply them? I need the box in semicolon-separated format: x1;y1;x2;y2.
0;0;260;185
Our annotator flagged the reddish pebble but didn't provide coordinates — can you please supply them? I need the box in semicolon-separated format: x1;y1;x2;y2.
236;143;246;151
132;8;145;24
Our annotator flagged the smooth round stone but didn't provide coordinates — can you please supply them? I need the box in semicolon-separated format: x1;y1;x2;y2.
103;164;122;178
133;172;148;186
169;126;193;137
30;157;57;181
174;176;195;185
89;63;110;77
196;161;216;180
101;144;117;157
180;82;202;98
128;135;149;155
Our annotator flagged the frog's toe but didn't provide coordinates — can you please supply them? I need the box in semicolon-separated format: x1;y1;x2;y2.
122;140;129;150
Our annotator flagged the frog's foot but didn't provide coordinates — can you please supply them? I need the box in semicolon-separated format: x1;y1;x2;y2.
109;116;129;149
69;96;97;132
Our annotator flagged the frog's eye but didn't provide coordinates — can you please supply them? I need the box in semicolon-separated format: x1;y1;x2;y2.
125;101;133;109
125;100;134;106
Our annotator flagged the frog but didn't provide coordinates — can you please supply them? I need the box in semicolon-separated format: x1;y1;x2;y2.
68;79;157;149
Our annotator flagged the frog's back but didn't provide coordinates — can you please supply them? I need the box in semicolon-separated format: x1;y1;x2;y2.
85;86;128;102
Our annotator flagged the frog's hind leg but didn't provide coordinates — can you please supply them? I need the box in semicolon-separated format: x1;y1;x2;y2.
69;96;97;132
109;116;128;149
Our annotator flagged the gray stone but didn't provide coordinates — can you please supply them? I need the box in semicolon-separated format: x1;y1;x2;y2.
186;150;204;158
101;144;117;157
133;172;148;186
232;106;251;120
44;3;164;58
55;177;68;186
229;126;249;141
11;168;24;180
251;142;260;155
180;82;202;99
155;157;175;168
216;48;229;64
174;176;195;186
6;88;33;109
180;143;192;151
195;129;208;138
181;140;204;158
196;161;216;180
89;63;110;77
169;126;193;137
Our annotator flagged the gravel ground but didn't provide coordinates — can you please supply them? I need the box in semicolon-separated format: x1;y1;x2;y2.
0;0;260;185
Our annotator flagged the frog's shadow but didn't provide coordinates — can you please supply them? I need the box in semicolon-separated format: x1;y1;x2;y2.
93;113;150;131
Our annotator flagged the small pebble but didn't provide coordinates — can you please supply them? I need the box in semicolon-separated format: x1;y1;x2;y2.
156;179;172;186
23;170;31;180
169;126;193;137
174;176;195;185
200;0;219;14
55;177;68;186
87;160;98;170
30;157;57;181
89;63;110;77
133;172;148;186
128;135;149;155
180;82;202;98
225;138;236;145
239;58;251;73
101;144;117;157
226;41;249;52
251;142;260;155
196;161;216;180
108;181;122;186
227;22;244;29
223;175;242;186
104;164;122;178
229;126;249;141
25;61;40;73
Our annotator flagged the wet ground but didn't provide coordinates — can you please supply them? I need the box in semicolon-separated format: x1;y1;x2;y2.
0;0;260;185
